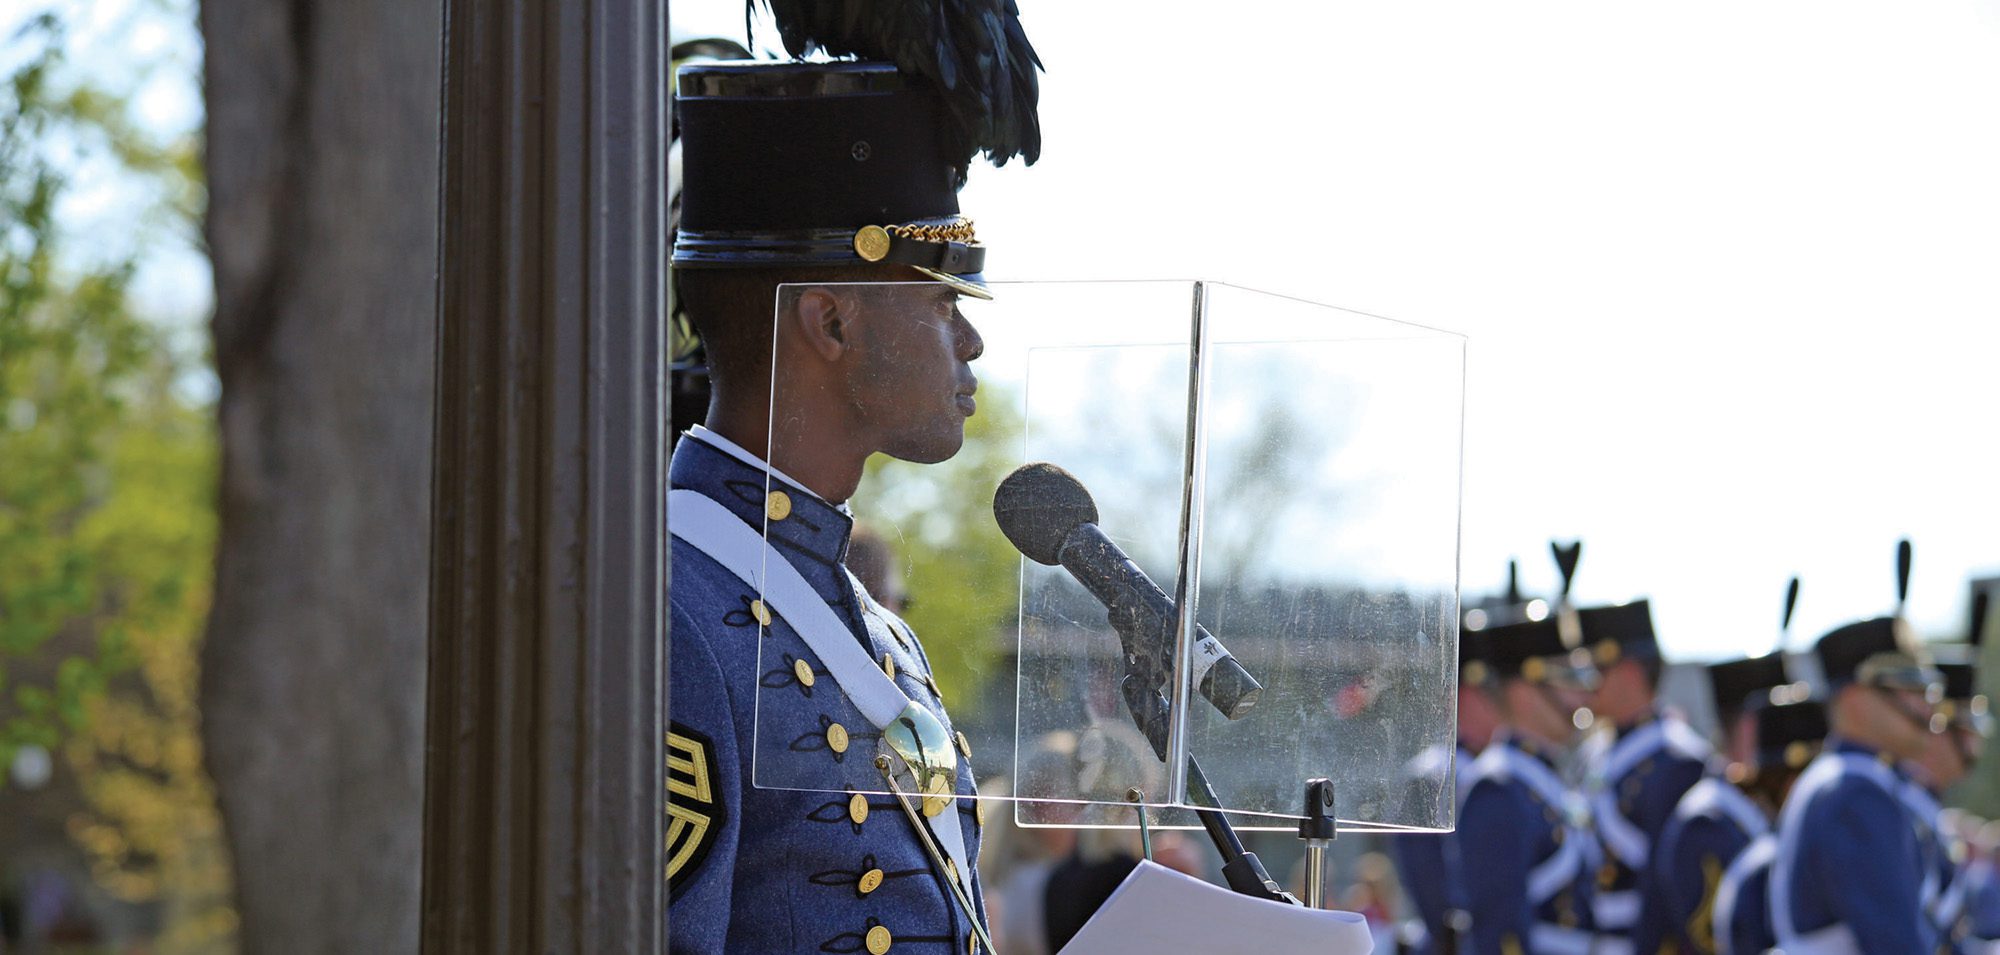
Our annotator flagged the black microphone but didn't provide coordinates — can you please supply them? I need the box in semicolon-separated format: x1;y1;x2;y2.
992;462;1263;720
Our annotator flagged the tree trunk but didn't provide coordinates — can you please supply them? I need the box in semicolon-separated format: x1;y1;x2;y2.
198;0;440;950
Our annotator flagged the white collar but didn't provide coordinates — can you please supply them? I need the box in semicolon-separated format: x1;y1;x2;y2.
685;425;851;515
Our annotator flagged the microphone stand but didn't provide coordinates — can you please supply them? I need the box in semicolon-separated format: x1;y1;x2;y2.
1110;606;1296;904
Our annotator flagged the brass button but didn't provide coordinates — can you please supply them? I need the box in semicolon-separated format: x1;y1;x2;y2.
968;935;979;955
858;868;885;895
853;225;892;262
923;795;949;817
881;654;896;680
848;793;869;825
751;600;773;627
946;859;959;883
827;723;850;754
794;658;816;688
766;490;792;522
955;731;972;759
866;924;892;954
975;799;987;827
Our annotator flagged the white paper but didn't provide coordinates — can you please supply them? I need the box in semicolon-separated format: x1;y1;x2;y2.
1054;860;1375;954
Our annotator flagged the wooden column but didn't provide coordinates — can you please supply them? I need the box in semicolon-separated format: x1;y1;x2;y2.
423;0;667;950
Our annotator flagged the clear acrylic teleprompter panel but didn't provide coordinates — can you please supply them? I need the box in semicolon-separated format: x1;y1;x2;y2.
1181;284;1464;831
1009;284;1465;831
745;280;1463;832
750;280;1196;814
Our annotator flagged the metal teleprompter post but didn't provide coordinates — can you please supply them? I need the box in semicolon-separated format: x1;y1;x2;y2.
1297;778;1337;909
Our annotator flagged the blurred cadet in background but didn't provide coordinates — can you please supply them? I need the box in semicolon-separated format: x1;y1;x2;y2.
1039;723;1162;952
1908;645;1992;947
1708;692;1832;955
1392;563;1532;954
980;737;1077;955
1638;652;1792;954
1576;599;1712;955
1769;615;1943;952
1340;852;1403;951
1455;612;1601;954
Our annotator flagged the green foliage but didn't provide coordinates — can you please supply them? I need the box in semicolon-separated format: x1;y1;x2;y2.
0;12;147;762
851;382;1025;720
2;8;234;950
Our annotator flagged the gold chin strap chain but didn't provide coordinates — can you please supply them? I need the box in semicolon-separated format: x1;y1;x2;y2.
875;754;1000;955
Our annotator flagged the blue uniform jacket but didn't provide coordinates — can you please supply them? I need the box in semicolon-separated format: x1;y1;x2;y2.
1457;736;1596;955
667;433;987;954
1900;776;1970;953
1587;712;1711;954
1710;833;1775;955
1393;744;1474;955
1642;777;1767;954
1770;740;1935;954
1960;857;2000;942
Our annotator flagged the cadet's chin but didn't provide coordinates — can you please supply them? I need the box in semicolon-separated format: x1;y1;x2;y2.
884;422;967;466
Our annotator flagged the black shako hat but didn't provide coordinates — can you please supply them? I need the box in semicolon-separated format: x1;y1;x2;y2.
1460;560;1552;685
1578;600;1659;668
1815;616;1938;692
1708;653;1791;726
1481;617;1599;690
1754;694;1830;771
674;62;992;298
1457;623;1492;685
1928;643;1990;734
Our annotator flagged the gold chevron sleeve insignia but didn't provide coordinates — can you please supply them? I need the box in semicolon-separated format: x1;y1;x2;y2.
667;724;723;896
1687;854;1724;953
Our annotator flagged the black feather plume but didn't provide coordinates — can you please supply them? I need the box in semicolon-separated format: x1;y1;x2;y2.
1551;540;1582;599
1781;576;1800;635
751;0;1044;178
1896;538;1913;614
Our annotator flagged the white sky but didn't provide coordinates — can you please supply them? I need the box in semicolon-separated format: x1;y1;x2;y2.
27;1;1996;663
678;1;2000;660
7;0;211;388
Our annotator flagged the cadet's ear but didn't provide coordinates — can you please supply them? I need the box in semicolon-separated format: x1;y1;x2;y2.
788;286;850;363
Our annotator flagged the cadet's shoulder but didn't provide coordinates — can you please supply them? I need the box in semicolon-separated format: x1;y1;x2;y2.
671;534;742;599
1459;772;1529;817
1798;756;1905;820
1673;776;1760;829
669;542;770;681
1673;777;1727;817
1461;747;1541;811
1658;714;1712;764
1462;745;1515;790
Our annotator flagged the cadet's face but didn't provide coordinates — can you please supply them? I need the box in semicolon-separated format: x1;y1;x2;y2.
1844;684;1936;759
1587;659;1652;723
1504;677;1581;747
845;284;984;464
1918;723;1970;789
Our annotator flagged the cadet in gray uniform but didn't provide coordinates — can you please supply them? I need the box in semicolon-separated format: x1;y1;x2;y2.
665;11;1040;952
